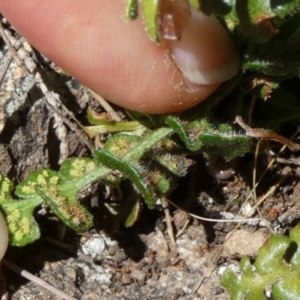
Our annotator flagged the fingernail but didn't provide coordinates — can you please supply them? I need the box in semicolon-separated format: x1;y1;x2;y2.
163;8;239;85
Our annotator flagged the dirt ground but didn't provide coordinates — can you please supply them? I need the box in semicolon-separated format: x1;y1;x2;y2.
1;23;300;300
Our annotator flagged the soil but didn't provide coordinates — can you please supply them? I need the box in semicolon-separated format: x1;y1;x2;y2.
1;23;300;300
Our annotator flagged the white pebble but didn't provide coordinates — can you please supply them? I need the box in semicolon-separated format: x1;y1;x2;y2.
81;234;106;259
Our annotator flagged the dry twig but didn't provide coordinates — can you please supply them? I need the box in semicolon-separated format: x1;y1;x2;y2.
235;115;300;152
2;259;76;300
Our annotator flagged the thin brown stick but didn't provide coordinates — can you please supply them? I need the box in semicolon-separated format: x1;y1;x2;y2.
162;198;176;249
192;265;218;294
235;115;300;152
0;54;13;86
252;139;260;213
250;171;291;214
167;198;261;223
0;36;23;85
176;219;190;238
0;25;28;74
253;140;276;234
2;259;77;300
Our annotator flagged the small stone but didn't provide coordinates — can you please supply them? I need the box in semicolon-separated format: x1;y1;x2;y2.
121;273;131;285
130;269;147;282
64;266;77;281
224;229;269;258
81;235;106;259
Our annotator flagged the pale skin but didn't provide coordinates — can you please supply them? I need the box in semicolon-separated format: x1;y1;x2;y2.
0;0;229;114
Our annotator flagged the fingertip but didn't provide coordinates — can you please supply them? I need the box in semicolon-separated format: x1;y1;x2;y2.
0;0;239;114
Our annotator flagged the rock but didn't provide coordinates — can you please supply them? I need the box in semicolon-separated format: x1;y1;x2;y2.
81;234;106;259
223;229;269;258
130;269;147;282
